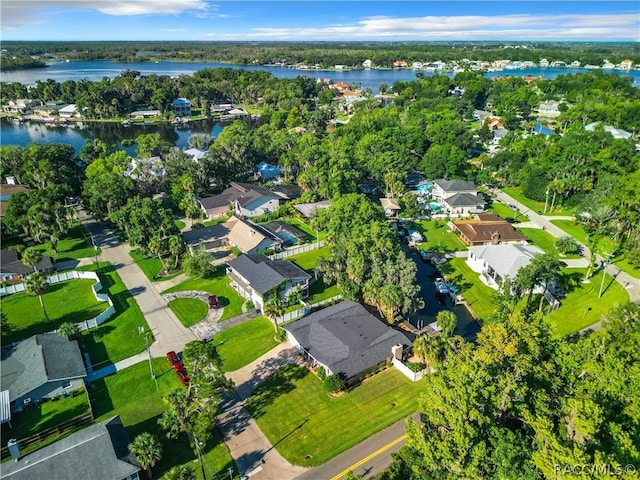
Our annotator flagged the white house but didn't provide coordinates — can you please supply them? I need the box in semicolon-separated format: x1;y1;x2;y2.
430;179;486;215
466;244;544;290
58;104;78;118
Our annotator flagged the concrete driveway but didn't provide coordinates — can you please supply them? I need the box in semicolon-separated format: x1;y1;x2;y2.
217;343;308;480
79;210;196;358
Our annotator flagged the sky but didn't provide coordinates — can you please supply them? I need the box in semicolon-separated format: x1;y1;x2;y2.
1;1;639;42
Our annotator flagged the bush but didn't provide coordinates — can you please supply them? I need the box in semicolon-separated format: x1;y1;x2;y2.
317;366;327;380
244;300;255;311
556;236;579;255
183;247;214;278
323;374;345;393
274;328;287;343
406;361;423;373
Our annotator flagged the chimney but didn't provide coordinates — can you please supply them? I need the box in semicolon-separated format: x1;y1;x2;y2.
391;344;403;360
249;230;255;237
8;439;21;462
491;232;500;244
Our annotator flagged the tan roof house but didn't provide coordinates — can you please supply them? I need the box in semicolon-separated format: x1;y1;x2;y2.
380;198;401;218
227;217;282;254
452;214;528;246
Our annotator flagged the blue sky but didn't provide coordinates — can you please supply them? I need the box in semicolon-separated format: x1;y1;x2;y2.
2;1;639;41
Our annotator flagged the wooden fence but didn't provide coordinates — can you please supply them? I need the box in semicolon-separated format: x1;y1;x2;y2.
0;412;94;460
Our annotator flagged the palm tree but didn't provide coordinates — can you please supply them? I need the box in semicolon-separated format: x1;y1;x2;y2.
436;311;457;337
412;334;448;372
263;296;285;331
166;465;196;480
58;322;80;340
21;248;43;273
556;236;579;255
168;235;185;270
128;432;162;479
26;272;50;321
148;235;168;275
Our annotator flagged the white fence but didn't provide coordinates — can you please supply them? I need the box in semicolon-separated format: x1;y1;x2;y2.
0;270;115;332
276;294;343;325
268;241;325;261
392;358;428;382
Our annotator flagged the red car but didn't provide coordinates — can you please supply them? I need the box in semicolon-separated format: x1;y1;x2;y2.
176;368;190;387
166;351;183;371
208;295;221;309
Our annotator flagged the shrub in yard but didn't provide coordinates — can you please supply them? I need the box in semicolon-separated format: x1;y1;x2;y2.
183;247;214;278
556;236;579;255
274;328;287;343
244;300;255;311
317;366;327;380
323;374;345;393
406;361;423;373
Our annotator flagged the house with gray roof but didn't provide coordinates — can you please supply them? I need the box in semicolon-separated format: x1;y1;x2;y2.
466;244;544;290
2;416;141;480
226;254;311;311
430;179;485;215
0;249;53;284
283;300;412;385
199;182;282;219
0;333;86;412
182;221;234;254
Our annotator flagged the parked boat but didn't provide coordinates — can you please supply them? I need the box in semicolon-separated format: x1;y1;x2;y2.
434;277;449;294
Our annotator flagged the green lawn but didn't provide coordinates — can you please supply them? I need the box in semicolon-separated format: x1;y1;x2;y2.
174;219;186;230
30;222;98;262
487;202;519;220
213;316;279;372
77;263;149;367
307;280;341;304
440;258;497;322
90;360;236;480
1;389;90;444
611;257;640;279
288;246;331;272
1;279;109;343
168;298;208;327
550;220;588;245
245;365;422;466
411;220;467;253
518;228;582;259
129;249;181;283
547;268;629;337
162;268;244;321
502;186;574;216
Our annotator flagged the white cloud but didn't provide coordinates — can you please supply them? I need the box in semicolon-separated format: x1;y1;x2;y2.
247;13;640;41
1;0;209;29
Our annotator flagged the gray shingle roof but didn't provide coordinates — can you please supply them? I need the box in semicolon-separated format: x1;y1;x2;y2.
283;301;412;380
2;416;140;480
433;179;477;193
182;223;232;247
227;254;310;295
1;334;86;402
0;249;53;277
444;192;486;208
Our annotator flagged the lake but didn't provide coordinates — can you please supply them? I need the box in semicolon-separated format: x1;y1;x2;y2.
0;117;223;154
2;60;639;91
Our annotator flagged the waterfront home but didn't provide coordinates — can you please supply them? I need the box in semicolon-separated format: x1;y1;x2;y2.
282;300;412;385
537;100;562;119
183;148;206;161
466;243;544;290
452;214;528;246
130;110;161;119
173;98;191;116
539;58;549;68
2;98;41;114
32;101;66;117
430;179;486;215
362;59;372;68
619;59;634;70
393;60;408;68
380;197;401;218
1;416;141;480
226;254;310;312
58;104;78;118
0;333;86;412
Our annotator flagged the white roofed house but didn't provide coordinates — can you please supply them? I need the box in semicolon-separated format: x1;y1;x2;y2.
466;244;544;290
58;104;79;118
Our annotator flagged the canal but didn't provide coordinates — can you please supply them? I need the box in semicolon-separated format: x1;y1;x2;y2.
407;251;481;342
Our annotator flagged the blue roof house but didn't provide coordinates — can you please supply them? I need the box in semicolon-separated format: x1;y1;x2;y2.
257;162;281;181
173;98;191;116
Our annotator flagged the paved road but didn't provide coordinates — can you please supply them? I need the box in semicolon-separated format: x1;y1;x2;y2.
295;414;419;480
493;189;639;304
217;343;308;480
78;210;196;358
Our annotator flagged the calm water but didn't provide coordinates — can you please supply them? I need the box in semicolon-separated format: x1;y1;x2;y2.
3;60;639;91
0;117;223;154
2;60;639;151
